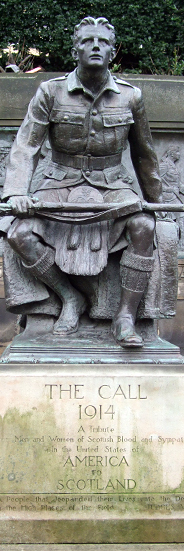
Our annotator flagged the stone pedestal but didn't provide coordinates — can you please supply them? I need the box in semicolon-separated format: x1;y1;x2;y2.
0;362;184;544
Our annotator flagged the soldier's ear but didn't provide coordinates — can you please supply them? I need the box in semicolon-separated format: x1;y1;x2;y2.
71;48;78;61
109;47;116;62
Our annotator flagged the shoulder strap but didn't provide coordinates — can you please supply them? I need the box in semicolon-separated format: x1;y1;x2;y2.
113;75;134;88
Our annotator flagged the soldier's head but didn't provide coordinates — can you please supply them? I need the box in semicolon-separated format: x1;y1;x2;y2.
167;146;180;162
72;17;116;71
163;146;180;163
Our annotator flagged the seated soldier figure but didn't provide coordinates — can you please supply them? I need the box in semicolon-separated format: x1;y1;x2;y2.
1;17;164;347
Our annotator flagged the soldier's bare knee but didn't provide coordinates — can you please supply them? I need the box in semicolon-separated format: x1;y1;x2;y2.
126;214;155;253
7;219;34;252
127;213;155;239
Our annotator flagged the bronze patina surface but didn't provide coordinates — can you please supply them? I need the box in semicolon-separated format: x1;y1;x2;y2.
0;17;179;356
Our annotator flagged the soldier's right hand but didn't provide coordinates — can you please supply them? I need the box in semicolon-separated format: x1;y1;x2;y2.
7;195;38;215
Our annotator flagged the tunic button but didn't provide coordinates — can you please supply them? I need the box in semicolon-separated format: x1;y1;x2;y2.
86;170;91;176
90;130;95;136
92;110;97;116
64;115;69;121
118;117;123;122
49;170;53;176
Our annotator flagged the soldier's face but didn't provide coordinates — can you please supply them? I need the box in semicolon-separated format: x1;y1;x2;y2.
76;25;113;70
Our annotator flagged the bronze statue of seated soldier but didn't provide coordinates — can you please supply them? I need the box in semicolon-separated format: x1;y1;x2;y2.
0;17;178;348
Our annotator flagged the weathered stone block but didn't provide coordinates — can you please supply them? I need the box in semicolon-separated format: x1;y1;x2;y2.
0;364;184;543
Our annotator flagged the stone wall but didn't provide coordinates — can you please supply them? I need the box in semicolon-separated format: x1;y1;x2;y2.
0;73;184;345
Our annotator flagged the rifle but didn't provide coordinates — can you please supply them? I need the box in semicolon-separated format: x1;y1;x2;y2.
0;199;183;222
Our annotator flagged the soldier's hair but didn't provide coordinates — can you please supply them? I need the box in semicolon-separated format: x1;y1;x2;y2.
73;17;116;47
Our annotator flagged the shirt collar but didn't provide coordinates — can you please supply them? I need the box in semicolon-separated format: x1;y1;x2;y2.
67;68;120;95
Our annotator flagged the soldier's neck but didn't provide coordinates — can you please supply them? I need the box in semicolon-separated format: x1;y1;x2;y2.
77;67;108;96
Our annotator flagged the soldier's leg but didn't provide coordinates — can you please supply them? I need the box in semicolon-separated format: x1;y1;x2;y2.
112;213;155;347
7;219;86;334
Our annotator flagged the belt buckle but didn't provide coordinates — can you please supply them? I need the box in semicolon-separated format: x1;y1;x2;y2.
82;154;91;171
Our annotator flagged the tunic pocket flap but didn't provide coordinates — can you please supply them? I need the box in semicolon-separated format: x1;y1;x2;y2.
103;112;134;127
43;162;67;180
50;110;85;125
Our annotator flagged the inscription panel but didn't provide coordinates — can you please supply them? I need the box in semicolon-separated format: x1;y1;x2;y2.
0;365;184;520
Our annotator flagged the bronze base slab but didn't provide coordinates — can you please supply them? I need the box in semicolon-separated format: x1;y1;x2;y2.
0;325;183;364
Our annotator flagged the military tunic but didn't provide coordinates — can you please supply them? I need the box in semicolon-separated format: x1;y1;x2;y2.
3;69;161;201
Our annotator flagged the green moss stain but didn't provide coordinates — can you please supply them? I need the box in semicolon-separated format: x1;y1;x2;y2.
0;402;67;493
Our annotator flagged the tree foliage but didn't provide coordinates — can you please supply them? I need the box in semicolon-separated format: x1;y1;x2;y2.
0;0;184;74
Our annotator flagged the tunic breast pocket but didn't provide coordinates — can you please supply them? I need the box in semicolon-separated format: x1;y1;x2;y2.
102;112;134;152
49;110;86;142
